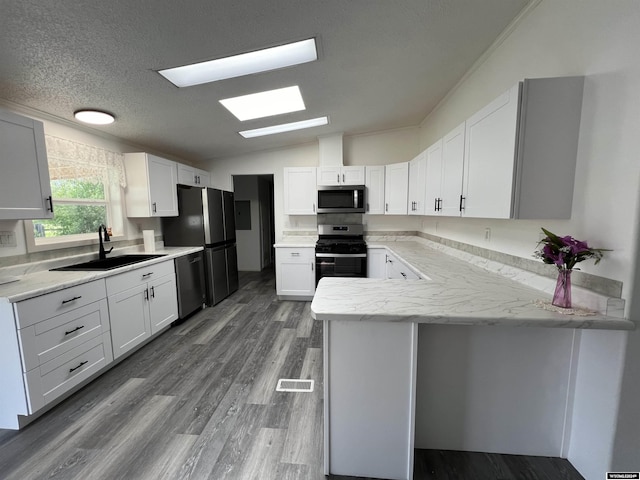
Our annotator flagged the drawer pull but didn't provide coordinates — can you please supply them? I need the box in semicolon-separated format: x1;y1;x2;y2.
64;325;85;335
142;272;153;278
69;360;88;373
61;296;82;305
291;252;300;256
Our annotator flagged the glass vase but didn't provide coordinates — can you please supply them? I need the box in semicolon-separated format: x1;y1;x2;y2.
552;269;572;308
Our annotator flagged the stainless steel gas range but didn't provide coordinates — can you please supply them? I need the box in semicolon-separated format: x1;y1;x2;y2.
315;224;367;285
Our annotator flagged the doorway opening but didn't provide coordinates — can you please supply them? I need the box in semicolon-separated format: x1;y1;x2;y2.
232;174;275;272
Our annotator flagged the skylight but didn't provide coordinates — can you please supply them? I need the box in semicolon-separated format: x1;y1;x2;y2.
220;86;305;121
239;116;329;138
158;38;317;87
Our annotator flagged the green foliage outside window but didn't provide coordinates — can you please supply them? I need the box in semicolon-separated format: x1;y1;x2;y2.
33;179;108;238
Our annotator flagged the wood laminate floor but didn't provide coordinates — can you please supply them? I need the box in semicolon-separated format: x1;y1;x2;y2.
0;269;584;480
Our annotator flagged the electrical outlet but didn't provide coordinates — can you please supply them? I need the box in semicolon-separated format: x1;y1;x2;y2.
0;231;16;247
484;227;491;242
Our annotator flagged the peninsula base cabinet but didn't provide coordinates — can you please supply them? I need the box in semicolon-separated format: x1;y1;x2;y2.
107;260;178;359
324;320;418;480
275;247;315;300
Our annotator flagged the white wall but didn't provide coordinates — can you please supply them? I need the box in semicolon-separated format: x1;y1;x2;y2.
416;1;640;477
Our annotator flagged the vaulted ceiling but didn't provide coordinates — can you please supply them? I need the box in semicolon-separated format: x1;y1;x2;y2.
0;0;529;162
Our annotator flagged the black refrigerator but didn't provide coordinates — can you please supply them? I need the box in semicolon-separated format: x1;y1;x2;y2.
162;186;239;306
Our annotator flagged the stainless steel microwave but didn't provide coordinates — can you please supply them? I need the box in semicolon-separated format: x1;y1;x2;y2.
317;185;366;213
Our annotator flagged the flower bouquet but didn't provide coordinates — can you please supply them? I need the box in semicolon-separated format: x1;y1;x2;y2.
533;228;609;308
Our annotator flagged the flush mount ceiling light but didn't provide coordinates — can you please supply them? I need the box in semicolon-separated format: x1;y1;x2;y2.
220;86;305;121
239;116;329;138
158;38;317;88
74;110;115;125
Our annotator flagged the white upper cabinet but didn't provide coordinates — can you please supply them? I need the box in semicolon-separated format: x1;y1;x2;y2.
424;140;443;216
317;166;365;186
462;76;584;219
284;167;317;215
407;151;427;215
462;84;521;219
177;163;210;187
365;166;385;215
0;108;53;220
124;153;179;217
384;162;409;215
440;122;465;216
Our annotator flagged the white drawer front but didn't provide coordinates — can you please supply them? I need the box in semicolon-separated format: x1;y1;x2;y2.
19;299;109;372
277;247;314;264
24;333;113;413
106;260;175;296
14;279;107;329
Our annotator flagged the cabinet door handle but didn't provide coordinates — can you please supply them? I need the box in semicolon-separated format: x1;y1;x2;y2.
62;295;82;305
337;174;340;183
401;272;407;278
311;262;314;271
367;203;370;212
459;195;465;212
434;198;438;211
144;288;149;301
312;203;316;213
385;203;388;212
69;360;88;373
46;196;54;213
438;198;442;211
150;286;155;298
142;272;153;278
342;173;345;183
152;202;157;213
64;325;85;335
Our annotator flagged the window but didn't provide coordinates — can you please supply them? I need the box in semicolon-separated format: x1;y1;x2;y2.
25;136;127;251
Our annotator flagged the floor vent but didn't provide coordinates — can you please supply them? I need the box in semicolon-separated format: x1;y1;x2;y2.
276;378;314;393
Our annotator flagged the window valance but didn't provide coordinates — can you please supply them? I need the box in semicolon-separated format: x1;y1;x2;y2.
44;135;127;188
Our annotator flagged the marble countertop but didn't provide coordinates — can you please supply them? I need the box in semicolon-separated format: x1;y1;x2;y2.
0;246;203;304
311;241;634;331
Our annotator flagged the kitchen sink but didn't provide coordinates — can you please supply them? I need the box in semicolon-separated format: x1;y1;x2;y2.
51;254;166;271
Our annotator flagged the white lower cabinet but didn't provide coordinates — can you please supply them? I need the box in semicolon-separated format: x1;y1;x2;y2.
0;256;185;430
8;279;113;420
386;252;420;280
275;247;316;299
367;248;387;279
106;260;178;359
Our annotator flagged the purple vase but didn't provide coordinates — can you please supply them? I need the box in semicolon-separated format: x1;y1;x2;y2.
552;269;572;308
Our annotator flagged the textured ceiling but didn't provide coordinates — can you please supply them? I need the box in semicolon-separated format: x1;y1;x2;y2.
0;0;529;162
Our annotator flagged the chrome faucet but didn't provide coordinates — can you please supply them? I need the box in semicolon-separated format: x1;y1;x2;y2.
98;224;113;260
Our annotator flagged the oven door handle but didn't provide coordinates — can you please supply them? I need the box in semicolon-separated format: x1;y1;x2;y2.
315;253;367;258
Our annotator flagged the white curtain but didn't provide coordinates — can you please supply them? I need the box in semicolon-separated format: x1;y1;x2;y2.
44;135;127;188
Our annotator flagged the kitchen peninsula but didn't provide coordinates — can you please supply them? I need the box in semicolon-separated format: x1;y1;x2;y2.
311;238;633;480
